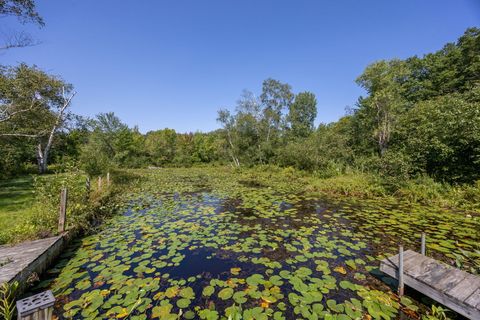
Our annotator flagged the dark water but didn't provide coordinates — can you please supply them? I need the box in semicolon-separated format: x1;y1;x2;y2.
31;189;478;319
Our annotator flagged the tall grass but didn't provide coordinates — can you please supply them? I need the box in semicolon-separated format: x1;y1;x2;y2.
239;165;480;212
0;169;138;245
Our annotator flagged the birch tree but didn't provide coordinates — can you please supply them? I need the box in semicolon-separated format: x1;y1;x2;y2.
217;109;240;167
0;64;75;173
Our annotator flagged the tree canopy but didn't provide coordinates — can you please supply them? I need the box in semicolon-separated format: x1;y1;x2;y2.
1;27;480;186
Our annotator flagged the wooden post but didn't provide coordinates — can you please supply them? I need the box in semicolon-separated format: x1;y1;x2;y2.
86;177;90;193
107;172;110;187
98;176;102;190
58;188;67;234
421;232;426;255
398;245;404;296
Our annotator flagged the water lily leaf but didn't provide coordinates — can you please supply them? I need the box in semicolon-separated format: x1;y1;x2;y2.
246;274;264;286
176;298;191;309
334;266;347;275
218;287;234;300
400;296;418;312
326;300;344;313
153;292;165;301
230;267;241;275
152;301;174;318
165;286;179;298
233;291;248;304
198;309;219;320
354;273;366;281
75;279;91;290
202;286;215;297
279;270;291;279
116;308;129;318
269;275;283;286
346;260;357;270
180;287;195;299
339;280;355;290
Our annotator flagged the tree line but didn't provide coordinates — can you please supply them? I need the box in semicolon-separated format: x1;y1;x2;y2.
1;0;479;186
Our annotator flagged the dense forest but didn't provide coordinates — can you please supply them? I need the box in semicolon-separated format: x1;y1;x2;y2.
2;27;479;190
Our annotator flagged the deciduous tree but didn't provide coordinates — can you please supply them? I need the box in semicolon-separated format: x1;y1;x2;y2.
0;64;75;173
287;91;317;138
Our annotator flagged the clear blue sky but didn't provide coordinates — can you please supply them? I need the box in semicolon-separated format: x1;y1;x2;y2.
1;0;479;133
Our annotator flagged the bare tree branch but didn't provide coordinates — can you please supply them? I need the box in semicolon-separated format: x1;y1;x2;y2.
0;132;43;137
0;30;40;51
0;96;38;123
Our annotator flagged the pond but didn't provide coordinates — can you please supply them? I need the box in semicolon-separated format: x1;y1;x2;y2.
34;169;479;319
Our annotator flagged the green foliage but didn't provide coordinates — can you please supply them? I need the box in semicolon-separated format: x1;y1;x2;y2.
4;27;480;188
307;172;386;198
355;59;409;156
351;28;480;183
422;305;451;320
0;281;18;320
0;137;35;179
28;167;90;235
397;90;480;183
277;119;353;174
453;242;480;275
217;80;296;167
144;128;177;165
80;113;147;175
287;91;317;138
0;0;43;26
0;167;139;244
79;140;111;176
0;63;74;174
260;78;294;132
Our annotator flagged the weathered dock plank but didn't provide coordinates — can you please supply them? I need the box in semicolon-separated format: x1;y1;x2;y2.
0;236;65;292
380;249;480;320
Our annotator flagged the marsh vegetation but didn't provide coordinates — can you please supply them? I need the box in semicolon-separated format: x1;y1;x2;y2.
32;168;479;320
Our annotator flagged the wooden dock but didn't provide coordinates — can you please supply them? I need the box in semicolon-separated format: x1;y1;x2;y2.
0;236;66;292
380;249;480;320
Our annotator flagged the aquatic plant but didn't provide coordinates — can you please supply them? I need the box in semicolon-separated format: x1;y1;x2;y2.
33;168;479;319
0;281;19;320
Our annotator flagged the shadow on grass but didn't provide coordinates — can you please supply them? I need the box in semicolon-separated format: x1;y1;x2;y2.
0;176;35;211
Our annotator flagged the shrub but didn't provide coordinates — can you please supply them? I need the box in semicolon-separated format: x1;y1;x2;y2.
356;151;412;191
307;172;386;198
3;167;130;244
395;175;448;206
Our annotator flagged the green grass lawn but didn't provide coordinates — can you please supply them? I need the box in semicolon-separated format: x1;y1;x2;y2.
0;171;108;244
0;176;36;243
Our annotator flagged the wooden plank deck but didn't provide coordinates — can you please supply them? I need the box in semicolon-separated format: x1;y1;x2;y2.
0;236;66;292
380;250;480;320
